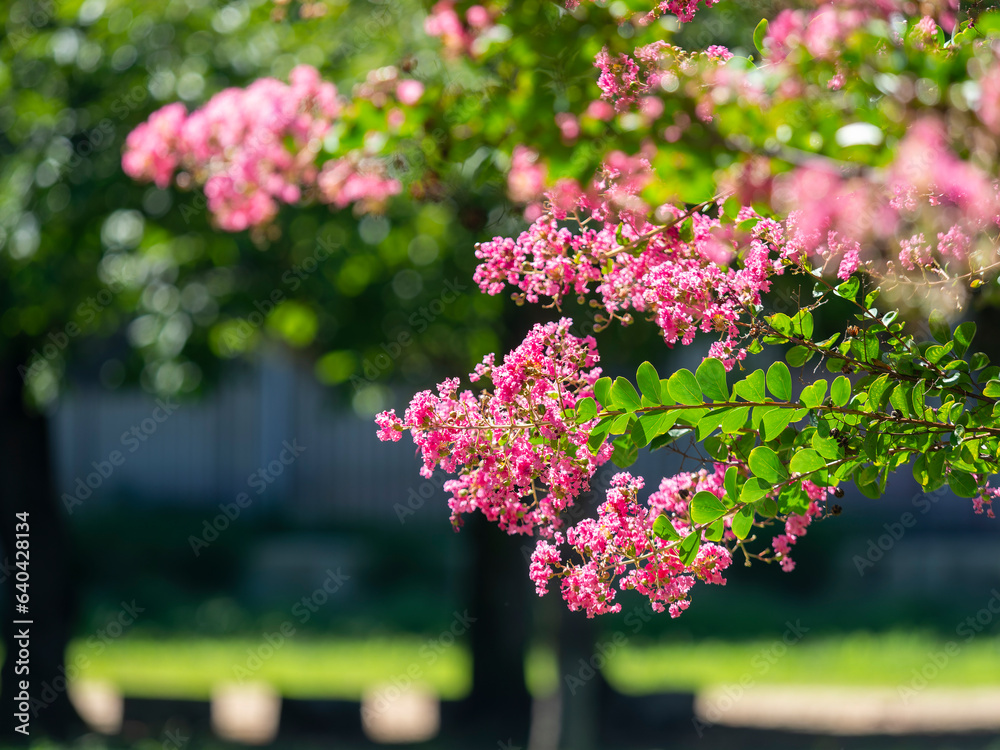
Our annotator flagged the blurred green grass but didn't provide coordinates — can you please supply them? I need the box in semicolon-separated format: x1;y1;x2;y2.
604;631;1000;695
70;632;1000;699
70;637;471;699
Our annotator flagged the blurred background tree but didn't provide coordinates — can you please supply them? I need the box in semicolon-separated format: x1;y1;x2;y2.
5;1;1000;748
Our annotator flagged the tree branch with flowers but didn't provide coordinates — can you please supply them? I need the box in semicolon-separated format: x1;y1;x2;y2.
122;0;1000;619
375;0;1000;618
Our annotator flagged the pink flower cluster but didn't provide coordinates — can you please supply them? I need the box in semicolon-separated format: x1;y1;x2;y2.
595;42;729;112
375;318;612;536
765;1;955;61
529;471;733;618
316;154;401;214
381;331;827;615
589;33;1000;284
122;65;405;230
507;146;548;215
771;120;999;274
475;155;783;370
424;1;496;58
566;0;719;23
973;492;996;518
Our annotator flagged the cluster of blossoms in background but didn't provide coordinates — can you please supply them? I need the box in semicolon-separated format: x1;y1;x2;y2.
424;0;499;58
123;65;413;231
514;9;1000;316
566;0;720;24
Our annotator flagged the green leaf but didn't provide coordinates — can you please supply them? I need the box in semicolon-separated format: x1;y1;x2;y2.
678;532;700;565
724;466;738;504
800;380;828;409
587;416;614;454
612;377;641;413
631;411;677;448
889;384;911;418
867;375;891;411
667;369;703;406
862;332;880;363
755;497;778;518
910;379;926;415
789;449;826;474
594;377;613;409
947;470;979;498
928;310;951;344
720;405;750;433
690;491;727;524
610;413;632;434
953;321;976;357
734;369;766;403
791;310;814;339
697;358;729;402
976;10;1000;34
752;404;778;431
786;346;813;367
731;505;754;540
753;17;769;53
767;313;793;336
925;341;954;365
576;397;597;423
749;446;789;483
704;435;728;461
636;362;662;405
611;435;638;468
648;427;689;452
761;408;798;441
703;518;724;541
812;433;841;460
766;361;792;401
984;379;1000;398
740;477;771;503
912;454;929;487
696;410;729;441
835;276;860;301
653;513;680;541
831;376;851;407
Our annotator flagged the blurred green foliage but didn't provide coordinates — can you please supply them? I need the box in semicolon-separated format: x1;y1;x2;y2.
0;0;793;412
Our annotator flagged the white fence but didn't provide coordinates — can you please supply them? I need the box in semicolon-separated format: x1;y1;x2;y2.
50;355;443;524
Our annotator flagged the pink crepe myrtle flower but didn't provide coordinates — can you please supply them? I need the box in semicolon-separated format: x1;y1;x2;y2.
396;79;425;105
376;318;612;537
122;65;403;230
507;146;548;204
